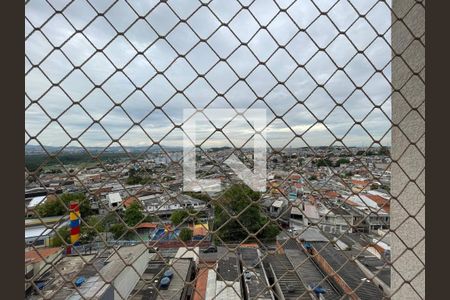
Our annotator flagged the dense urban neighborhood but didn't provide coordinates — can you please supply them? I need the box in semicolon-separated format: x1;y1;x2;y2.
25;146;391;299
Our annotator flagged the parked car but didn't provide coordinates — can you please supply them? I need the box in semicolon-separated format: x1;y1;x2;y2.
148;247;159;253
202;245;217;253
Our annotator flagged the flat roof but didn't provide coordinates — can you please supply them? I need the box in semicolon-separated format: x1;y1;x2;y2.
291;206;302;215
217;256;239;281
272;200;284;208
130;261;166;300
25;215;68;227
25;221;69;239
63;245;150;300
199;246;228;263
28;196;46;208
156;258;193;300
107;192;122;203
304;203;320;219
35;254;96;299
65;275;110;300
296;227;329;242
175;247;199;262
215;280;242;300
101;244;149;282
25;247;63;264
239;247;274;300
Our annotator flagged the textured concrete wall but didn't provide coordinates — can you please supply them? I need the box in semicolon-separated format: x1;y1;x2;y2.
391;1;425;299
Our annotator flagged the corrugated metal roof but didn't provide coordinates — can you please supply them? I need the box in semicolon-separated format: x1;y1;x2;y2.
284;240;342;300
263;254;310;299
312;242;384;300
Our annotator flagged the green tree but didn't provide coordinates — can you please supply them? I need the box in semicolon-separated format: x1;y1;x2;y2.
261;222;281;240
124;202;144;227
128;167;137;177
35;199;63;217
50;226;70;247
378;147;390;156
171;210;189;226
35;193;92;218
110;223;127;240
342;171;353;178
50;216;108;246
179;228;193;242
101;211;121;227
380;184;391;192
62;193;93;217
298;158;305;165
316;158;333;167
143;214;157;223
79;215;105;244
214;184;280;242
370;183;379;190
357;150;376;156
183;192;211;203
334;158;350;167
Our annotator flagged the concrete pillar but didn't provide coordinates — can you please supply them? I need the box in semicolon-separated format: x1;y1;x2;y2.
391;1;425;299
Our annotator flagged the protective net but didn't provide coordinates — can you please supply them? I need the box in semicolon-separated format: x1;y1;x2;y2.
25;0;425;299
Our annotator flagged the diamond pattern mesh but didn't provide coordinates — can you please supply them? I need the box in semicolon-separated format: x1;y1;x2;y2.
25;0;425;299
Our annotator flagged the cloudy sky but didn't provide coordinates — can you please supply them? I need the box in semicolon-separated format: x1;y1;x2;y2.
25;0;392;150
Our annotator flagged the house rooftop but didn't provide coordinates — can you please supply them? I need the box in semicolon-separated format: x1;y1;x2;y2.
156;258;193;300
312;242;384;300
239;247;274;300
283;239;343;299
25;247;62;265
130;261;166;300
193;264;210;300
263;254;309;299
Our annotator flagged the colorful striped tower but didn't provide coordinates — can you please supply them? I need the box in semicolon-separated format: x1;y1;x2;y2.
69;201;81;246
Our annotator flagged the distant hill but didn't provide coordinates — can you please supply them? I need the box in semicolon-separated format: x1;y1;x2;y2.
25;144;183;155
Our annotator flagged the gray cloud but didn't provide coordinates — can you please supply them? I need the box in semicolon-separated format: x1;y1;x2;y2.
26;0;392;149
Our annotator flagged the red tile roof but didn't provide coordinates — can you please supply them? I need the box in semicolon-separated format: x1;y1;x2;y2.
293;183;303;189
193;226;208;237
352;179;370;187
136;222;158;230
325;191;339;198
193;266;209;300
25;247;62;264
122;196;138;208
289;174;301;181
344;199;360;207
365;194;390;213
